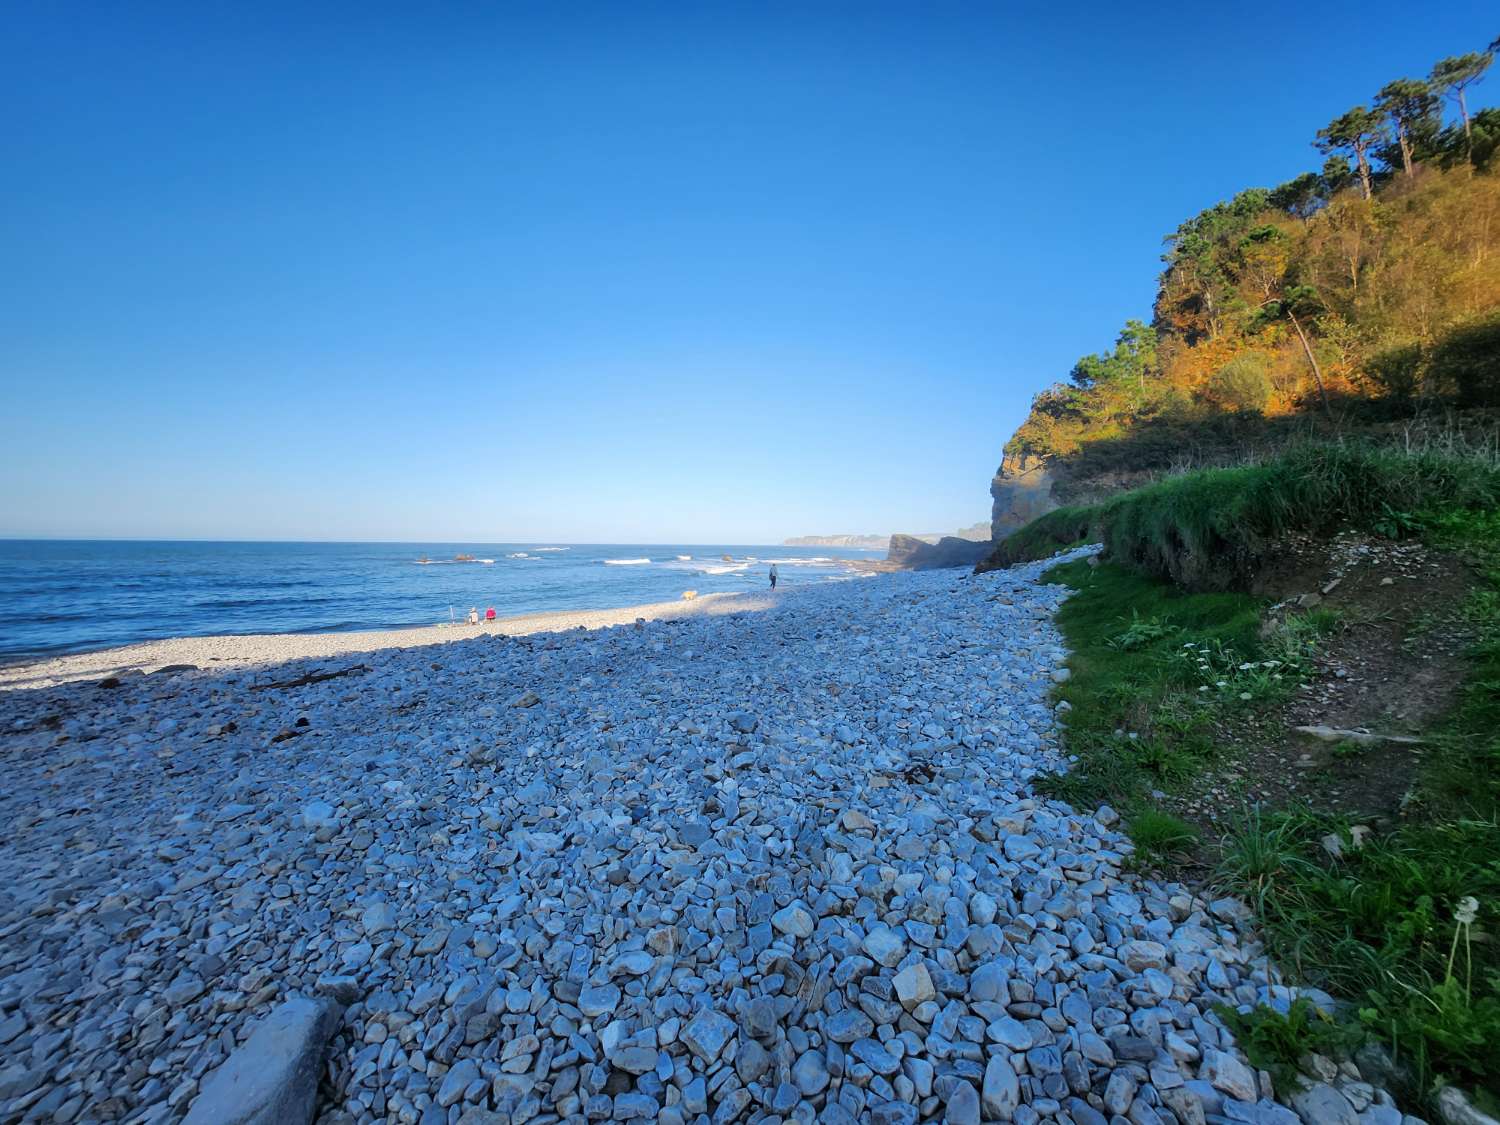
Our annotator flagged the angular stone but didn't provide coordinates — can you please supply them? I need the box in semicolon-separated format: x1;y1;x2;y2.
982;1055;1020;1119
183;998;341;1125
1200;1048;1258;1102
893;962;936;1008
680;1009;736;1063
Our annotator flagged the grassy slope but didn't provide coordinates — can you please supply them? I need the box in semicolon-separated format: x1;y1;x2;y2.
1022;447;1500;1109
982;442;1500;587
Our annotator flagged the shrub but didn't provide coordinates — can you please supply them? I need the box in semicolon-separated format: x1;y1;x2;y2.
1204;353;1274;413
1363;342;1424;403
1428;314;1500;408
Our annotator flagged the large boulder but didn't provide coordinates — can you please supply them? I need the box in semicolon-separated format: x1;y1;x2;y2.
183;998;341;1125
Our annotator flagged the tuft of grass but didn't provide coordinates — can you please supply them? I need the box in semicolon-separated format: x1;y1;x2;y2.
1126;808;1199;865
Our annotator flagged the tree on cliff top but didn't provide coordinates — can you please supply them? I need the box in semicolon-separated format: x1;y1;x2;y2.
1070;320;1158;397
1316;106;1385;199
1376;78;1441;176
1431;52;1493;155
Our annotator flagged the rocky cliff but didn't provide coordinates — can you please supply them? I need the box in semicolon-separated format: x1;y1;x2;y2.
989;452;1058;540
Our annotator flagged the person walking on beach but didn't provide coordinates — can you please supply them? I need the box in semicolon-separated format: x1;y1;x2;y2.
769;563;778;591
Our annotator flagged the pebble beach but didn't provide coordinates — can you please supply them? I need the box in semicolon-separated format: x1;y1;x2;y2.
0;552;1403;1125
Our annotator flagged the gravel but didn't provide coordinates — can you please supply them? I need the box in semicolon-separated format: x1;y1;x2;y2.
0;549;1419;1124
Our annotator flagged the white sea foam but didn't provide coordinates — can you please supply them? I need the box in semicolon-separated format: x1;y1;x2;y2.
534;547;569;552
603;558;651;566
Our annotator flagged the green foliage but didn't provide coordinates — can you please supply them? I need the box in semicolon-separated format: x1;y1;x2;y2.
1070;320;1159;392
1269;172;1328;220
1364;342;1424;402
1376;78;1443;174
1362;313;1500;407
1315;105;1385;195
1106;609;1177;651
1215;999;1355;1096
1002;29;1500;473
1092;443;1500;589
1372;502;1426;540
1431;53;1493;125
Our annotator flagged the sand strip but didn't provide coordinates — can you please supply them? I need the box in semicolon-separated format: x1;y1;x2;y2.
0;590;784;690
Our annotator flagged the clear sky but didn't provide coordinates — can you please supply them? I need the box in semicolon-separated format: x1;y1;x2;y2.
4;2;1494;543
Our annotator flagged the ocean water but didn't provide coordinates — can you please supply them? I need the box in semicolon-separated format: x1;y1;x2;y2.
0;540;879;661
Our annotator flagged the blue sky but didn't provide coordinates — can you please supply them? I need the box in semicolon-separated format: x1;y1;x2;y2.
3;2;1494;542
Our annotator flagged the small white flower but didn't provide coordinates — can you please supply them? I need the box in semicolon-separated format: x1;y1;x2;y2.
1239;692;1252;700
1456;896;1479;925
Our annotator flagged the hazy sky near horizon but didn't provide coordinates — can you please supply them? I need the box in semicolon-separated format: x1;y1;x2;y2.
4;2;1495;543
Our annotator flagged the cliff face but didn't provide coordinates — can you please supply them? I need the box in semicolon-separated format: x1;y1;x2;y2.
989;452;1058;540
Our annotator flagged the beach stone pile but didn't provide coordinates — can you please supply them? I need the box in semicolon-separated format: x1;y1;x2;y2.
0;551;1417;1124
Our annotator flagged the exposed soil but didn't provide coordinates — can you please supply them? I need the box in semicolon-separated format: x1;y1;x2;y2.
1171;529;1481;844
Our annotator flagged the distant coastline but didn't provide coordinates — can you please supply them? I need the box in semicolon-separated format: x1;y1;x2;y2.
785;522;990;550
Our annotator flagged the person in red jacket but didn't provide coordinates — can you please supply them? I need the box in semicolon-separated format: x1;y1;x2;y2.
485;606;497;623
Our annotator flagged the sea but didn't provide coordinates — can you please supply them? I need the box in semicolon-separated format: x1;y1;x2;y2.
0;540;881;661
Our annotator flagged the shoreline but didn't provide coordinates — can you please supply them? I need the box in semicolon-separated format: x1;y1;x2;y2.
0;588;784;690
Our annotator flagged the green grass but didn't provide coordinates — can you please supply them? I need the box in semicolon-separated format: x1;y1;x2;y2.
1032;557;1277;818
1127;808;1200;865
1088;442;1500;589
1216;506;1500;1108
